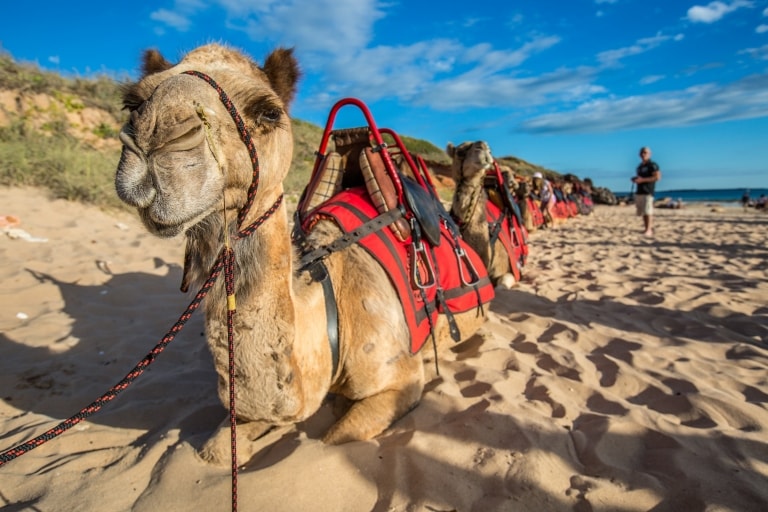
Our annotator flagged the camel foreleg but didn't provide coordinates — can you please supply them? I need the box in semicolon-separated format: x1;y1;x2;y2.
199;417;273;466
322;386;422;444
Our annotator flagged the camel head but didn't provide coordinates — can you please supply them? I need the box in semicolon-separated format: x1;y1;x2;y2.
446;141;493;185
115;44;300;238
498;164;519;194
517;179;531;199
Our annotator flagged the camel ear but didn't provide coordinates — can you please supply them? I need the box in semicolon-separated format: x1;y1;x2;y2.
263;48;301;109
446;143;456;158
142;49;173;77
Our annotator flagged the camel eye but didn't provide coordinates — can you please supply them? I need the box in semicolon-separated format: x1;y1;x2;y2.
121;83;149;113
258;108;282;124
122;95;144;113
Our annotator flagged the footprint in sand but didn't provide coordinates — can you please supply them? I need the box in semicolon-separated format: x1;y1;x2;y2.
450;334;485;361
525;374;566;418
537;322;578;344
454;369;492;398
565;474;595;510
586;391;629;415
742;385;768;404
510;333;540;355
626;288;666;305
536;353;581;382
586;338;642;387
627;380;718;429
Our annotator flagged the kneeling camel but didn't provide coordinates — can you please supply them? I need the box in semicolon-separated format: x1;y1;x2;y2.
115;44;488;464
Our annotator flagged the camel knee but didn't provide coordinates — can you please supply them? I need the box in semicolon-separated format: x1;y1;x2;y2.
497;273;516;289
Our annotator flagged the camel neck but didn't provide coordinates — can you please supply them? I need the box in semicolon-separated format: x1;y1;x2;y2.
451;173;486;226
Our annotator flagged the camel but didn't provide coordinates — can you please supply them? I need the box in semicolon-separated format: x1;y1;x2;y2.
446;141;518;289
114;44;488;465
515;178;537;233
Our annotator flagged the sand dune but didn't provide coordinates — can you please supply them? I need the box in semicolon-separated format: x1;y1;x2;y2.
1;186;767;511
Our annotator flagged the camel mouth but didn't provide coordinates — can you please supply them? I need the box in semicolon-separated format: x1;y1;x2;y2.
138;199;221;238
140;212;195;238
147;220;185;238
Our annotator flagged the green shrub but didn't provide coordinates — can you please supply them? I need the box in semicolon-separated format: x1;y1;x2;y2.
93;122;119;139
0;124;124;210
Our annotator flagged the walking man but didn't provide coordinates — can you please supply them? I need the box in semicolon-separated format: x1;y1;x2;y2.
632;146;661;237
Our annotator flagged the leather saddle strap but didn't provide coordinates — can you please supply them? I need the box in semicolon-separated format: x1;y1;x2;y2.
306;260;339;381
298;207;404;272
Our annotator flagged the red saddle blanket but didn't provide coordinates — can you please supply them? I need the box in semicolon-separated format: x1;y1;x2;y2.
305;187;495;353
485;200;528;282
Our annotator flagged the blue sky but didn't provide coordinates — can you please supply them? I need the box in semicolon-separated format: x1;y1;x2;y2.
2;0;767;192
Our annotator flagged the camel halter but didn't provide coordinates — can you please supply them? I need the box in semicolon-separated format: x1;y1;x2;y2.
182;69;284;238
0;70;280;512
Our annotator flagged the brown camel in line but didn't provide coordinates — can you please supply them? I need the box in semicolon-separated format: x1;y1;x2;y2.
114;44;487;465
447;141;516;289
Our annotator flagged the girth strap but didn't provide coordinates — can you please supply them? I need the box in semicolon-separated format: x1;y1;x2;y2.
307;260;339;381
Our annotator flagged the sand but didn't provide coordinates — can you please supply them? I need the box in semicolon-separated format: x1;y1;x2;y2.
1;186;767;512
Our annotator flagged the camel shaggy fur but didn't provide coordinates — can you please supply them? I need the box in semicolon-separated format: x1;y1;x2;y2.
446;141;516;289
115;44;487;465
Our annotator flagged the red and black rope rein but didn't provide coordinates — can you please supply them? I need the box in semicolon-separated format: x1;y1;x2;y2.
224;246;239;511
0;254;225;466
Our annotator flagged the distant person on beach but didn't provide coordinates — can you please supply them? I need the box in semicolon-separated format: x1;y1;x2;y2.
756;194;767;211
533;172;556;227
631;146;661;237
741;190;751;211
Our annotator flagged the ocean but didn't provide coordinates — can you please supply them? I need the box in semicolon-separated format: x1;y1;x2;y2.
615;188;768;204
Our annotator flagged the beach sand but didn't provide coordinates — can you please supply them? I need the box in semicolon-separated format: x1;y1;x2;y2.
1;186;767;511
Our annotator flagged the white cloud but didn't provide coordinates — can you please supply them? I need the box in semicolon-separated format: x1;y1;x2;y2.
150;9;193;31
763;7;768;15
462;18;484;28
507;13;525;28
48;56;60;65
299;32;563;107
757;24;768;33
410;65;605;111
597;33;683;66
150;0;208;32
519;73;768;133
686;1;754;24
739;44;768;59
640;75;665;85
211;0;385;57
144;0;578;112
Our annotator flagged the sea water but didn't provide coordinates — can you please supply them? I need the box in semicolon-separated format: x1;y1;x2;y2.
615;188;768;205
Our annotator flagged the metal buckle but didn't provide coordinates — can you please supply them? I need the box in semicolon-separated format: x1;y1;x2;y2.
410;238;436;289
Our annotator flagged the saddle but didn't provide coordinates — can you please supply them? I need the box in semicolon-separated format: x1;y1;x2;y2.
299;126;442;248
294;99;494;353
482;162;529;271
